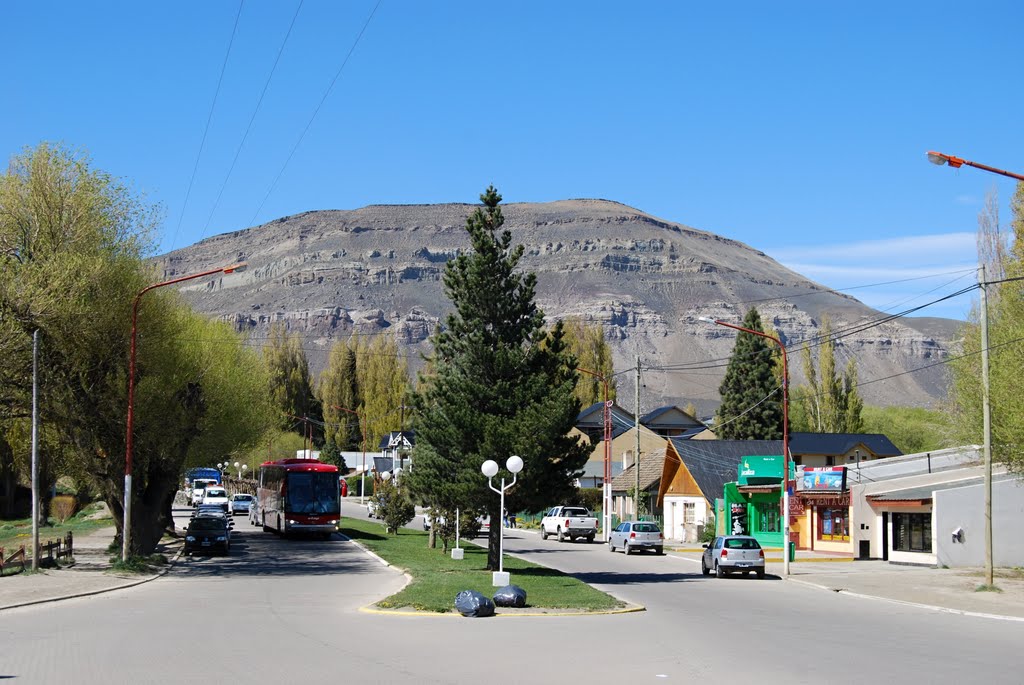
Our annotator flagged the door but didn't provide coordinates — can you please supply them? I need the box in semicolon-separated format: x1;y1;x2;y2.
881;511;889;561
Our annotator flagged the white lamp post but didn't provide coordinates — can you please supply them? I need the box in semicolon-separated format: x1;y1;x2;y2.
241;464;248;479
482;455;523;587
233;461;241;479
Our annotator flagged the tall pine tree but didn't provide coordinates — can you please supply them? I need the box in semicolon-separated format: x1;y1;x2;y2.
715;307;785;440
405;186;592;569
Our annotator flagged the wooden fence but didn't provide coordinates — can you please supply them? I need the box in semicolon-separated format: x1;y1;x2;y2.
0;532;73;576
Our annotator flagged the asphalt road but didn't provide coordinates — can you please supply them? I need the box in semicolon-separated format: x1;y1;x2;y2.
1;505;1021;684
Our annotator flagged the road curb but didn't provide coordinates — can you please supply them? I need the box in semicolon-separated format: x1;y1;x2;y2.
786;577;1024;623
358;603;646;618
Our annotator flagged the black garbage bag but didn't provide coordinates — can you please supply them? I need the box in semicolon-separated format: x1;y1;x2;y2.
492;584;528;608
454;590;495;617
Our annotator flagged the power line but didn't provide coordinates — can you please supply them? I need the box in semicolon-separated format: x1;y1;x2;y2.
248;0;383;227
198;0;305;243
169;0;245;252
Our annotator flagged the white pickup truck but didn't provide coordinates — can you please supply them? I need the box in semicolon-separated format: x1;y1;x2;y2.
540;506;598;543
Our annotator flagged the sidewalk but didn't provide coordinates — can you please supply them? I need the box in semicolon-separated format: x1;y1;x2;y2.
0;525;181;612
668;544;1024;621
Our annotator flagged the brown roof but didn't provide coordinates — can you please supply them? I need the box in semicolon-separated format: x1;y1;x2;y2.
610;448;666;493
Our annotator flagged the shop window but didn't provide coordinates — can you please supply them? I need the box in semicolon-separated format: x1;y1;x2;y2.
816;506;850;541
683;502;695;524
754;501;780;533
892;513;932;553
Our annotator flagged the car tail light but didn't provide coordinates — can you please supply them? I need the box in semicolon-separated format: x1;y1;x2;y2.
630;532;636;539
759;549;765;558
658;533;663;539
721;549;728;558
565;519;570;527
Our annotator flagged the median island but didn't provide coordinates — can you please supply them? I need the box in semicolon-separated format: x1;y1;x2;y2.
341;517;627;614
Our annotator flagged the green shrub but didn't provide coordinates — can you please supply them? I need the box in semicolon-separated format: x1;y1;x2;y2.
51;495;77;523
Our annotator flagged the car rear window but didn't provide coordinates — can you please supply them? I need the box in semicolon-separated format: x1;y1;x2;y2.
634;523;660;533
563;508;589;517
724;538;761;549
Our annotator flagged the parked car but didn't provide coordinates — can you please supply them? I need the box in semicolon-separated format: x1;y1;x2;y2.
608;521;664;555
229;493;254;516
201;486;229;513
702;535;765;578
192;504;232;522
540;506;598;542
184;516;231;556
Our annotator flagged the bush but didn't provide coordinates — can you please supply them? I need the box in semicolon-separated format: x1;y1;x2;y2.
345;475;371;498
370;481;415;534
51;495;78;523
699;516;716;543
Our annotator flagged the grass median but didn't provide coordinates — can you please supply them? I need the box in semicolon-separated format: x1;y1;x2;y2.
341;517;624;613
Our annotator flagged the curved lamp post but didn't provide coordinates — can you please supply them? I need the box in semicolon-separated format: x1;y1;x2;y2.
925;150;1024;588
122;262;246;562
699;316;791;576
482;455;523;585
926;151;1024;182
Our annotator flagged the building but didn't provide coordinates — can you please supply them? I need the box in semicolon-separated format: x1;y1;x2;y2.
659;439;782;543
789;432;902;468
609;447;667;521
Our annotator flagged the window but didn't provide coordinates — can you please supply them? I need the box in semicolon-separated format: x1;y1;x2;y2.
816;507;849;541
825;456;835;466
892;513;932;553
754;501;780;533
683;502;695;524
724;538;761;550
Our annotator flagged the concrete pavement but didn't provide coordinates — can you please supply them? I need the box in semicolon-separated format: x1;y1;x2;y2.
0;525;181;612
4;518;1024;622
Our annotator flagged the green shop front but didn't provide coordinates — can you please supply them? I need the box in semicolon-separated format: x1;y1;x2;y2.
716;455;795;549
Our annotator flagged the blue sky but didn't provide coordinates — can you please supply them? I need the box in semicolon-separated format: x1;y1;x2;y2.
4;1;1021;321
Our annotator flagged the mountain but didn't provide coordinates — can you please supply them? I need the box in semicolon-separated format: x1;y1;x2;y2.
155;199;959;413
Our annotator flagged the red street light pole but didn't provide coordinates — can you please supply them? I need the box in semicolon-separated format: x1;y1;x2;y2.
925;150;1024;588
331;405;367;505
926;151;1024;182
699;316;791;576
122;262;246;562
577;368;612;542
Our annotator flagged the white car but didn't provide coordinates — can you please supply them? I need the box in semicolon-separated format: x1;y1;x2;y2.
201;486;229;513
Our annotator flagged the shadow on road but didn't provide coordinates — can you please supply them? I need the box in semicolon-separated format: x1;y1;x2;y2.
570;570;702;586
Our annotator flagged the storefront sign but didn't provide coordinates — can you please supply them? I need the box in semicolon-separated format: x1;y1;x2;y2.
797;466;847;492
737;455;786;485
799;492;851;507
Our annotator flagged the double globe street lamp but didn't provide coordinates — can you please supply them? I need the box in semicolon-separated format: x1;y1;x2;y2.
481;455;523;586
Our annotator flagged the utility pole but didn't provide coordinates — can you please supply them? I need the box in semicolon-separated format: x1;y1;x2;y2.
634;356;641;520
980;263;994;587
31;330;40;571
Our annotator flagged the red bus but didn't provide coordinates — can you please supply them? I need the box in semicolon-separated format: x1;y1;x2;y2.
256;458;340;538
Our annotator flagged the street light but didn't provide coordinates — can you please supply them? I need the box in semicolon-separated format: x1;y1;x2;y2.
925;150;1024;587
482;455;523;586
233;461;242;479
926;150;1024;182
122;262;246;561
698;316;791;576
577;368;613;542
331;404;367;505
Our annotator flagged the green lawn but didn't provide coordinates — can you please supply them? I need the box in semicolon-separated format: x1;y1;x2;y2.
0;503;112;556
340;517;624;613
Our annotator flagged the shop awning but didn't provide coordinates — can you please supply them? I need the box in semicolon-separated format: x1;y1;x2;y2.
867;476;997;504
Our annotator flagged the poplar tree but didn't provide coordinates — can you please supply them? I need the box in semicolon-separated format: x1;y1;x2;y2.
318;337;362;450
264;323;320;444
561;318;617;407
405;186;591;568
793;316;864;433
714;307;785;439
357;333;410;448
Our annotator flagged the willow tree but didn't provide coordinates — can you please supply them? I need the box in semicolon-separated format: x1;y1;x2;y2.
0;143;273;554
561;318;617;407
404;186;591;569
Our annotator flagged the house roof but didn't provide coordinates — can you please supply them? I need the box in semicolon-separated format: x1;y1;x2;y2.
868;474;1016;502
640;405;704;428
790;432;901;457
377;430;416;450
669;438;784;502
610;448;666;492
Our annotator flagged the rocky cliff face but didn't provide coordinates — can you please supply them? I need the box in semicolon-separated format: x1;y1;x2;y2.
157;199;958;412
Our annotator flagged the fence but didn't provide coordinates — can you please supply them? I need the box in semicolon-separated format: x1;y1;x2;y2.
0;532;73;576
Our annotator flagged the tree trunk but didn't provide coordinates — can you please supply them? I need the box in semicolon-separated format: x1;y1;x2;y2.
486;500;501;571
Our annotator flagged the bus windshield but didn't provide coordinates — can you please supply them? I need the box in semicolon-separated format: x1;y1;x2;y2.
286;472;340;515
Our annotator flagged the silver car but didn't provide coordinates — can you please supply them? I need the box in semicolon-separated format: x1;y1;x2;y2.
608;521;664;555
229;493;253;516
702;535;766;578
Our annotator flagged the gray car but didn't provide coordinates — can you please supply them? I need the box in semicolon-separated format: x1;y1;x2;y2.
702;535;765;578
608;521;664;555
229;493;253;516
